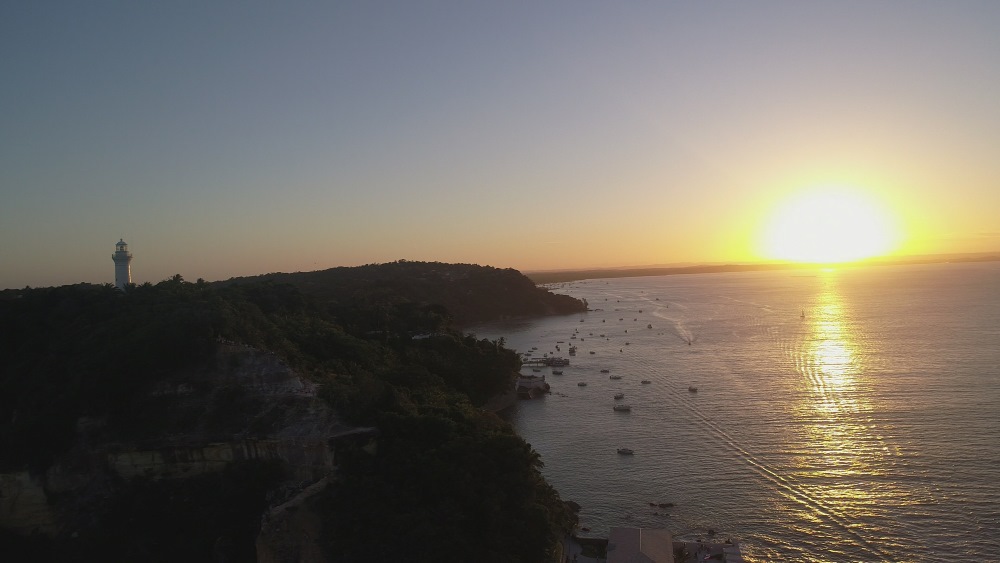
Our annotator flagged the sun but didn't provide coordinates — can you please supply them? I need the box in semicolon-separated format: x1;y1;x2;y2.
758;187;898;263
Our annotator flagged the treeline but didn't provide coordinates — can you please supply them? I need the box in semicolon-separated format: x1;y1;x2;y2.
220;259;587;325
0;262;580;562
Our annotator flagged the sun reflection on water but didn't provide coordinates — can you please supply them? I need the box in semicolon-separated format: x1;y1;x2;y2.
791;271;889;521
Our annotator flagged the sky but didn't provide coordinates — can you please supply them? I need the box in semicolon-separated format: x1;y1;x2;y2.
3;2;999;289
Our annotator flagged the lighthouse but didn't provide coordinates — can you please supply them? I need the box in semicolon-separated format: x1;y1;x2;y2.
112;239;133;290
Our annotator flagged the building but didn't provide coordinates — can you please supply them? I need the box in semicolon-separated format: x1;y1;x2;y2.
595;528;745;563
112;238;133;290
607;527;674;563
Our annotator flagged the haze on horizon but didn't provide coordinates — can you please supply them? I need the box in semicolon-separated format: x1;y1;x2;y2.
3;2;999;290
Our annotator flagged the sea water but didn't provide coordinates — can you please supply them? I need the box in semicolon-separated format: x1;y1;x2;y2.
470;262;1000;562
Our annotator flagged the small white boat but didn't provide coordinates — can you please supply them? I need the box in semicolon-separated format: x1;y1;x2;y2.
578;382;588;387
609;375;622;380
688;386;698;393
617;447;634;455
613;404;632;412
641;380;651;384
552;370;564;375
600;369;610;373
614;393;625;400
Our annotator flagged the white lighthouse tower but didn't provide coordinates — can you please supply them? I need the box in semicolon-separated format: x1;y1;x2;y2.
112;239;133;290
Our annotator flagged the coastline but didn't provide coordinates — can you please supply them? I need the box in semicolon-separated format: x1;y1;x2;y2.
524;252;1000;284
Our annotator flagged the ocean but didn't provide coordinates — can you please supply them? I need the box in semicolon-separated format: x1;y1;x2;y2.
470;261;1000;562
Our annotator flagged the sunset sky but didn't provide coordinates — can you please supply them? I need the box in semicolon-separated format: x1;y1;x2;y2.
3;2;999;289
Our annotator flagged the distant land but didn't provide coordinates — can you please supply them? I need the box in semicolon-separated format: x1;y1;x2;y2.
525;251;1000;285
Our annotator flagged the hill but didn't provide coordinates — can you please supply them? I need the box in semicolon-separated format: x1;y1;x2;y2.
219;260;587;325
0;262;581;562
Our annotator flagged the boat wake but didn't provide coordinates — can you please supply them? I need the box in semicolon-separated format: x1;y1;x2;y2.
664;385;893;560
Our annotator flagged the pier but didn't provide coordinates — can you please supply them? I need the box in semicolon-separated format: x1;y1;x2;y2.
521;356;570;367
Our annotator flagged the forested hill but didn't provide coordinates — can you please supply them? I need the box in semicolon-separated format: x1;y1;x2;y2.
218;260;587;325
0;263;579;562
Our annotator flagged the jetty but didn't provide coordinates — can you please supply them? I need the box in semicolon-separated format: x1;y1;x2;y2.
522;356;570;367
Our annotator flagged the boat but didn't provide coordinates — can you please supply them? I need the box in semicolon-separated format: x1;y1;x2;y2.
552;370;563;375
600;369;610;373
641;380;651;384
589;351;596;354
688;386;698;393
647;324;652;329
617;447;634;455
614;392;625;400
609;375;622;380
613;404;631;412
532;368;541;372
577;382;587;387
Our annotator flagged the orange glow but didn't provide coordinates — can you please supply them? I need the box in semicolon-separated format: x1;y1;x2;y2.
757;187;900;263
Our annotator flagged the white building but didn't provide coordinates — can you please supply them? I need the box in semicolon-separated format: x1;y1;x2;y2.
112;239;133;290
607;528;674;563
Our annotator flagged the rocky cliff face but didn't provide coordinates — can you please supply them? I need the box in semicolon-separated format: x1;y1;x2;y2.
0;471;57;535
0;343;356;543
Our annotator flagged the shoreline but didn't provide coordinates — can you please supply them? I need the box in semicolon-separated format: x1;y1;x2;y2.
525;252;1000;284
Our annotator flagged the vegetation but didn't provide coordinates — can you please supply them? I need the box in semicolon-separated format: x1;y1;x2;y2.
220;259;587;325
0;261;582;561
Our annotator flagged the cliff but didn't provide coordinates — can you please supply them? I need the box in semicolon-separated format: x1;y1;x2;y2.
1;344;353;531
